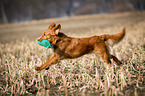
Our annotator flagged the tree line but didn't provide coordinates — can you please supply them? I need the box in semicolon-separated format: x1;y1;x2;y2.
0;0;144;24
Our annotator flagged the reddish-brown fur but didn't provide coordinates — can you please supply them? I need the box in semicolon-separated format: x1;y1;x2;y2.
36;22;126;71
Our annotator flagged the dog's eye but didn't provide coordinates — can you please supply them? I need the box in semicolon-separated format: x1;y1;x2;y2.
44;34;45;36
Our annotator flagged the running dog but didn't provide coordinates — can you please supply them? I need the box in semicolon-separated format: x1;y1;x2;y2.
36;22;125;70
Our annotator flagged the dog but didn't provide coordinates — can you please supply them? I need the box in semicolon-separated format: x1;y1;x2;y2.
36;22;125;71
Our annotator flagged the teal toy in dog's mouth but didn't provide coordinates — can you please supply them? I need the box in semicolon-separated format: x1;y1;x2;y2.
38;39;52;50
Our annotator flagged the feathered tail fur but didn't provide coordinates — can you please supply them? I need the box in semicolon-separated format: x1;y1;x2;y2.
100;27;126;46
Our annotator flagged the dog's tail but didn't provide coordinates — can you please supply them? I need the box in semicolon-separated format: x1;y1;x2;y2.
100;27;126;46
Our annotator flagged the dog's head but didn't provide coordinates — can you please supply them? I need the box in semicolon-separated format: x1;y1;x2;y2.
38;22;61;44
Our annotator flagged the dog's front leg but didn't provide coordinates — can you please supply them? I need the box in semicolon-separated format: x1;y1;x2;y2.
36;53;60;71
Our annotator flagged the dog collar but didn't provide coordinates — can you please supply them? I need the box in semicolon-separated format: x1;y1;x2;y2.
38;39;52;50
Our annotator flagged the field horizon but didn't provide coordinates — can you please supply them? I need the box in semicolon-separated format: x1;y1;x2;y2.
0;11;145;43
0;12;145;95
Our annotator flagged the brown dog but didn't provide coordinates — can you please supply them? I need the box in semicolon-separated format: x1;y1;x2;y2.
36;22;125;71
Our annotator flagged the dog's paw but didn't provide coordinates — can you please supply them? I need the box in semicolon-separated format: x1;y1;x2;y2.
35;67;41;71
119;61;123;66
45;67;49;70
109;64;113;68
120;61;122;65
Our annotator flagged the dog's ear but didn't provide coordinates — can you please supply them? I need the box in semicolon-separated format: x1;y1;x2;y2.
52;24;61;35
48;22;56;29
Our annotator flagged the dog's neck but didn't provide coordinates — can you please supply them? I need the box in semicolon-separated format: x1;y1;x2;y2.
57;32;67;37
51;32;72;50
50;32;67;45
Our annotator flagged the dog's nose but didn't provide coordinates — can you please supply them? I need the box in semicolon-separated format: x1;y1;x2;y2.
37;37;41;41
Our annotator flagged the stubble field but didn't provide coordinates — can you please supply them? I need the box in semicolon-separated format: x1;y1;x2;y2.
0;12;145;96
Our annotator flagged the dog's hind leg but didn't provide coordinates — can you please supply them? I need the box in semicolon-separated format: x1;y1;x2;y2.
36;53;60;71
98;52;112;67
110;55;122;66
94;45;112;67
